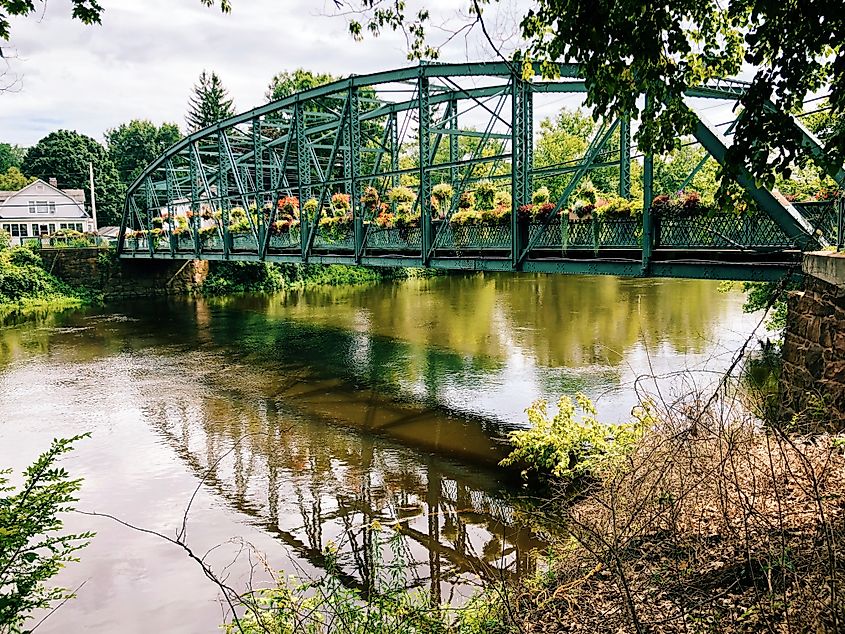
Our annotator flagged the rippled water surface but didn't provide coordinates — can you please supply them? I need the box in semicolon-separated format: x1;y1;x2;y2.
0;273;757;633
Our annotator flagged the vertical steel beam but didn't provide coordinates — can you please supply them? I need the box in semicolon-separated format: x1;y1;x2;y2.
189;148;200;257
418;75;432;265
511;77;529;268
218;131;230;259
347;85;364;262
390;112;400;189
448;97;459;187
166;160;176;257
526;87;534;196
642;98;655;274
295;102;311;259
253;117;265;248
144;176;155;257
618;115;631;199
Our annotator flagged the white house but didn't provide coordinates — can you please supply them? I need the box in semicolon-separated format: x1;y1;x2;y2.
0;178;95;245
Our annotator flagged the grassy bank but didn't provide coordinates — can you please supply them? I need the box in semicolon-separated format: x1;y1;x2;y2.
503;393;844;633
214;389;844;633
201;260;433;295
0;243;93;316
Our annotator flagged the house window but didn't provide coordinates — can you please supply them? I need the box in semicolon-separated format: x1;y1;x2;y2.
36;201;49;214
48;224;56;234
2;224;9;234
35;224;49;236
49;202;56;214
10;225;19;237
19;225;28;237
75;223;83;232
28;201;36;214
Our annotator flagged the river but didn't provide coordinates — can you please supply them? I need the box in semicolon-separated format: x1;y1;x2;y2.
0;273;759;633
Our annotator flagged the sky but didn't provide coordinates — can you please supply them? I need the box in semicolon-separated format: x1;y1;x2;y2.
1;0;517;147
0;0;743;150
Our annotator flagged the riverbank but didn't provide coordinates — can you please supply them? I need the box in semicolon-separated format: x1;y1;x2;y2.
0;244;94;316
504;393;844;633
0;243;435;316
217;388;843;634
200;260;434;295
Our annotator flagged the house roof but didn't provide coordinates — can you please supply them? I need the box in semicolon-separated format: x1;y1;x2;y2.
0;179;89;220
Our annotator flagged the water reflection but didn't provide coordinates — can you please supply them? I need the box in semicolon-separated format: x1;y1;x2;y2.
143;355;542;601
0;273;754;632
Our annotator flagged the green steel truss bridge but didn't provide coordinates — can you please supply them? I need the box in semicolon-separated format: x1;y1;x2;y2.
118;62;844;281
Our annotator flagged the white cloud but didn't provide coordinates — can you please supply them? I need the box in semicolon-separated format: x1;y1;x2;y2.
1;0;482;146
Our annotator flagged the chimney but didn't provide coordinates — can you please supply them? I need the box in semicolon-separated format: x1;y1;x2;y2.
48;177;58;188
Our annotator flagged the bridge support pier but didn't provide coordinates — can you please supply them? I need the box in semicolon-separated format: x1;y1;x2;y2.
780;252;845;426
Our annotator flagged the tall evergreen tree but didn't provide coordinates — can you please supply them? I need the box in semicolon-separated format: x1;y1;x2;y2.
185;71;235;133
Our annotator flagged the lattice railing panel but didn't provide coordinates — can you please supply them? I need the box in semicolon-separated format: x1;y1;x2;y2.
658;214;796;249
795;201;839;246
365;227;422;250
434;224;512;250
313;228;355;250
269;229;301;249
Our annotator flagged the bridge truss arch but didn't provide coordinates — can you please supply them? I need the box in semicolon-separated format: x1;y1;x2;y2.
118;62;841;281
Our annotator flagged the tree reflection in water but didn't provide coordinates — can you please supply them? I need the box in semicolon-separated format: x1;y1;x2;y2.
143;372;545;602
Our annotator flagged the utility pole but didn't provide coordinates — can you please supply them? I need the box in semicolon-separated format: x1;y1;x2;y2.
88;162;98;231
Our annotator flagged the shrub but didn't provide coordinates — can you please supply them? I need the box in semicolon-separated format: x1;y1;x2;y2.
276;197;296;214
228;219;250;233
532;187;551;205
302;198;319;219
387;186;416;204
493;190;511;209
374;212;395;229
474;180;497;210
395;210;420;230
501;394;642;480
330;193;351;217
450;209;481;226
0;436;93;632
576;179;597;204
595;196;634;219
8;246;42;267
458;191;474;210
360;186;380;211
319;214;353;239
571;199;595;219
224;526;513;634
480;206;509;226
533;202;557;222
0;229;10;251
432;183;454;211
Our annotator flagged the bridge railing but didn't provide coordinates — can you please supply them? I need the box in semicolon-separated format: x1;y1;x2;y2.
793;200;840;249
121;208;808;259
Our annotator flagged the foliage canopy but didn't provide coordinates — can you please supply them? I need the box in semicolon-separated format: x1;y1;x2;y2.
0;435;93;633
339;0;845;185
22;130;124;227
106;120;181;189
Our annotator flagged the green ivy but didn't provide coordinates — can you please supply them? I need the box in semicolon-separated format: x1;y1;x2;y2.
501;394;645;480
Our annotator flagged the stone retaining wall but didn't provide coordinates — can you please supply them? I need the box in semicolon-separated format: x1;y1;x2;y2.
39;248;209;300
780;254;845;425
